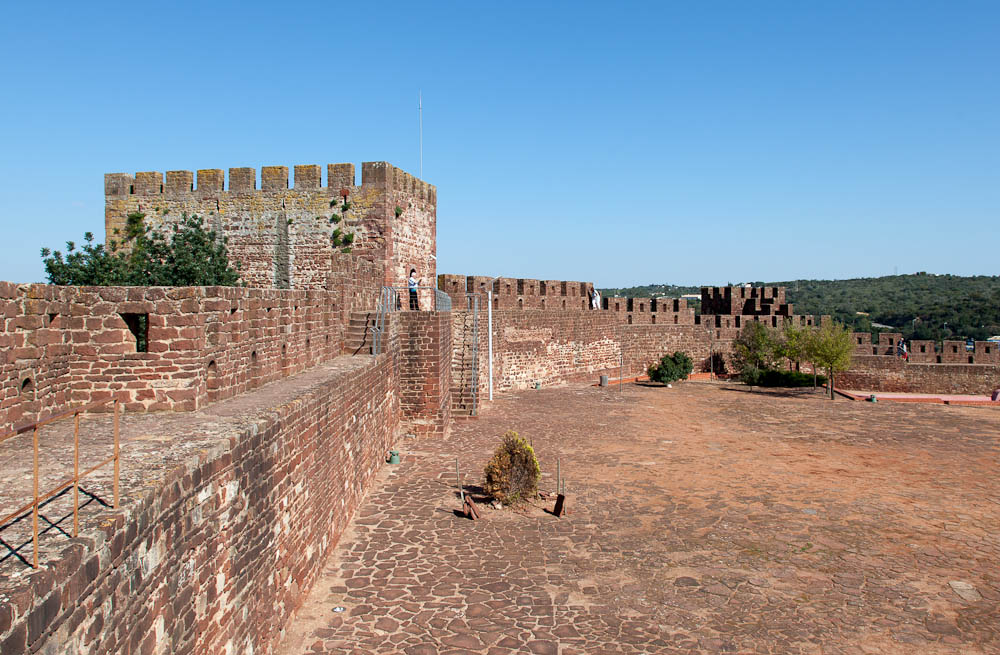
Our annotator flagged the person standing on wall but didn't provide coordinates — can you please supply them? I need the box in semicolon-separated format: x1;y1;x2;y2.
408;268;419;311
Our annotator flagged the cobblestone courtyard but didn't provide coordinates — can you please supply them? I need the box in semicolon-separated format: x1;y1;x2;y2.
282;381;1000;655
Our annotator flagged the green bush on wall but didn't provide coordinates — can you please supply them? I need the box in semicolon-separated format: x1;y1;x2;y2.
647;351;693;384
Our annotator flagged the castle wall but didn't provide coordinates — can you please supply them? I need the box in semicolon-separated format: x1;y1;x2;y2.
450;309;729;393
105;162;436;292
0;261;380;434
0;352;399;655
837;355;1000;395
398;312;452;438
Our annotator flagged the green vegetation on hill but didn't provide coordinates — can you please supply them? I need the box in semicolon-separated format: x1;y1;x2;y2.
599;273;1000;341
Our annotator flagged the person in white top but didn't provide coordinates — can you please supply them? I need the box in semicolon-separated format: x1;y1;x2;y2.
408;269;419;311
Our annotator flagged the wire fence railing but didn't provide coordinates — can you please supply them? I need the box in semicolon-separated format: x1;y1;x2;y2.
372;286;454;355
0;398;121;569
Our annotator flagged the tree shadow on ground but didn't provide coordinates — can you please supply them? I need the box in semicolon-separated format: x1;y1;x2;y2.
717;385;829;400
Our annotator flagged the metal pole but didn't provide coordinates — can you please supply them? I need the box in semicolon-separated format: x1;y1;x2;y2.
73;412;80;537
32;426;39;568
456;458;464;503
488;289;494;401
113;399;120;509
557;459;561;495
419;91;423;179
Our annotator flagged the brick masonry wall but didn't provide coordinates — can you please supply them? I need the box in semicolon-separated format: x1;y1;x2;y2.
105;162;435;291
838;355;1000;394
397;312;452;438
0;283;353;433
0;354;399;655
463;310;728;392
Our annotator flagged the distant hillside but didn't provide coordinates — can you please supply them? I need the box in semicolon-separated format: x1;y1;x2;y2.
599;274;1000;341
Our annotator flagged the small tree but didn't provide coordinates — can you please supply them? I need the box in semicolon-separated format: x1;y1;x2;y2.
805;321;854;399
731;321;779;385
483;431;541;506
41;212;241;286
778;320;808;372
648;351;693;384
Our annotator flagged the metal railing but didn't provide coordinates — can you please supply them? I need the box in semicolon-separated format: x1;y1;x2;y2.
463;293;481;416
372;286;454;355
0;398;121;568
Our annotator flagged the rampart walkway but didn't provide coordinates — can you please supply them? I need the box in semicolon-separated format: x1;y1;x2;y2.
282;382;1000;655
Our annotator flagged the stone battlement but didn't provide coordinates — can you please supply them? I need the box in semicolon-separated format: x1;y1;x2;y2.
852;332;1000;365
105;162;435;201
105;161;437;292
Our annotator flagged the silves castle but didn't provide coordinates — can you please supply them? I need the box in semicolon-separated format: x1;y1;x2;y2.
1;162;998;654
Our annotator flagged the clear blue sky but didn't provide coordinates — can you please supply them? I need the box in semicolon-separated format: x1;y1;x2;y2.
2;1;997;287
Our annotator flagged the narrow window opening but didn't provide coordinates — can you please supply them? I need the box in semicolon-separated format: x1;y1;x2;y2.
518;298;523;309
562;299;566;309
651;315;656;324
673;315;678;324
857;337;862;345
873;347;878;355
119;312;149;352
986;346;992;354
251;350;258;366
735;317;741;328
952;345;958;353
48;313;59;327
627;315;632;324
920;345;926;353
936;355;942;363
20;377;33;394
969;356;974;364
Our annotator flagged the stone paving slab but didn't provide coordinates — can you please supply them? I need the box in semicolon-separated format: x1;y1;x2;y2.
281;381;1000;655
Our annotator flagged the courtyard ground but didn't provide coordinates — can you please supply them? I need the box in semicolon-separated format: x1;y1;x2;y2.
281;380;1000;655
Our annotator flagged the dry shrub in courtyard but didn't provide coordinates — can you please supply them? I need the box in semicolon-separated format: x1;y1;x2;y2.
483;430;541;506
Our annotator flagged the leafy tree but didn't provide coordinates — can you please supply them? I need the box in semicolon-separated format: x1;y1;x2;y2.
41;212;241;286
648;351;693;384
731;322;780;384
777;320;808;371
804;321;854;400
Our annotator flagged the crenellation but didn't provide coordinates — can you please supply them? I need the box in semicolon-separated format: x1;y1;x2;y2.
228;167;256;192
166;170;194;195
294;164;321;189
324;162;352;189
104;173;134;196
261;165;288;191
196;168;224;193
134;171;163;195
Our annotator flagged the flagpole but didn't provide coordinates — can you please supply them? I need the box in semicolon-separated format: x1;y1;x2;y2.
419;91;423;179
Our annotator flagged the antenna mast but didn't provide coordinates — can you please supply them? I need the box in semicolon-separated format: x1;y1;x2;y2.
419;91;423;179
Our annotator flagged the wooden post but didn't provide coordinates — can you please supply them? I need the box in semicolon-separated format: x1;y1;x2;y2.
113;399;120;509
73;412;80;537
32;426;39;568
